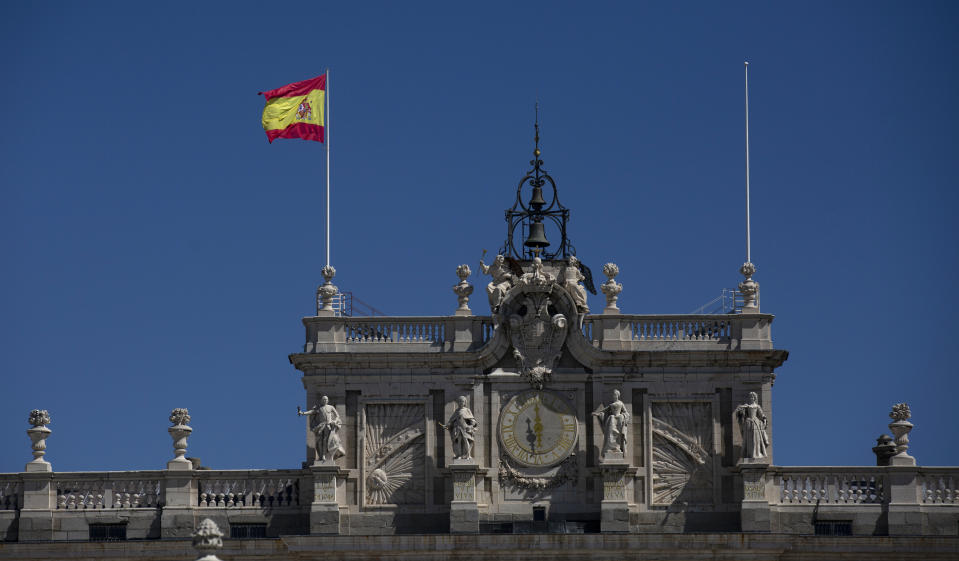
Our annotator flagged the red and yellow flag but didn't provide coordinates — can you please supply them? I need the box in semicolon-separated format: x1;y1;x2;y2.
259;74;325;143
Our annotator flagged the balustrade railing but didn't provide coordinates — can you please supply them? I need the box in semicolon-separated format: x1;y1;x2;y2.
0;478;21;510
769;468;886;505
919;469;959;504
55;473;162;509
627;316;731;342
196;470;302;508
344;318;447;344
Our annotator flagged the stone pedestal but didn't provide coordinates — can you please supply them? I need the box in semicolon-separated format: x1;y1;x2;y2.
449;460;479;534
310;463;341;535
161;462;196;539
737;460;771;533
18;471;54;541
599;458;630;533
888;466;922;535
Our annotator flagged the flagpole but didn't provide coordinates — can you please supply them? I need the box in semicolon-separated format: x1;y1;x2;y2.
744;61;751;264
325;69;331;268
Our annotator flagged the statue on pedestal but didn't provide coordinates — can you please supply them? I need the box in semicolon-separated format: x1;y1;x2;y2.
298;396;345;463
593;389;630;457
735;392;769;459
439;396;477;460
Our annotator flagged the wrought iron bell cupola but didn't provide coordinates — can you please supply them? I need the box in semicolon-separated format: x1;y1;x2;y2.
499;109;575;260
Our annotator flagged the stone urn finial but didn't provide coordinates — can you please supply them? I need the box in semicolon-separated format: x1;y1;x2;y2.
317;265;339;314
26;409;52;471
192;518;224;561
887;402;915;466
168;408;193;469
600;263;623;314
738;262;759;312
453;264;474;316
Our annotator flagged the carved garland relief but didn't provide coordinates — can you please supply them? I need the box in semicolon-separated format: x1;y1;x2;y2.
363;403;426;505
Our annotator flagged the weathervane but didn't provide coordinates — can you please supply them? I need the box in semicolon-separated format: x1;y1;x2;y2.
499;104;574;261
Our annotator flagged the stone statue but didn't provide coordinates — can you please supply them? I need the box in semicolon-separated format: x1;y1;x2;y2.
735;392;769;459
560;256;589;314
593;389;630;457
439;396;477;460
298;396;345;463
479;254;514;313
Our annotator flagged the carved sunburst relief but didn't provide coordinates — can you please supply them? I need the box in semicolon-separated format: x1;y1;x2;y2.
651;402;714;505
363;403;425;505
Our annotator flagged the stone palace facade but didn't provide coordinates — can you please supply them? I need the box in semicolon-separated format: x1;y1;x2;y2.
1;137;957;560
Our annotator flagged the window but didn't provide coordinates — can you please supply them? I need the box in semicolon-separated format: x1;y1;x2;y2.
815;521;852;536
89;523;127;541
230;523;267;539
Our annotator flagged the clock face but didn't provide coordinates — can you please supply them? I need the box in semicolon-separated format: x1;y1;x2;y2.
498;390;578;467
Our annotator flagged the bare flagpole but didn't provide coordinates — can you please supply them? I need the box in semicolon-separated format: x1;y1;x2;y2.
325;68;331;267
744;61;751;264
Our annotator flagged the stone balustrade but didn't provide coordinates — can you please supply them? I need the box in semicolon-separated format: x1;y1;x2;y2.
919;468;959;504
196;470;302;508
54;472;163;509
0;478;21;510
302;313;773;354
768;467;886;505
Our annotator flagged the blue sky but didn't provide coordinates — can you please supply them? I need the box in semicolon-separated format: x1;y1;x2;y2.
1;2;956;473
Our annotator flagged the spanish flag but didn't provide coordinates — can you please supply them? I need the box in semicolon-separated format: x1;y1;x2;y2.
259;74;325;143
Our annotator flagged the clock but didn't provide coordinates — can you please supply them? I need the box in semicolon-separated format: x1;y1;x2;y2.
498;390;578;467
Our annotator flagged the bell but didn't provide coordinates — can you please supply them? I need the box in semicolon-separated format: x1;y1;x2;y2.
524;221;550;249
529;186;546;208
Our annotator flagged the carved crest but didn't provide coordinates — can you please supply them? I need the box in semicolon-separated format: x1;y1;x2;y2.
503;278;569;388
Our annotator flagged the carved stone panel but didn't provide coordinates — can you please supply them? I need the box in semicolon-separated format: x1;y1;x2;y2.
362;403;426;506
650;401;714;505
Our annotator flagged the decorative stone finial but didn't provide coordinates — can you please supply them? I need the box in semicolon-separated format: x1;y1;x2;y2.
738;262;759;312
600;263;622;314
192;518;224;561
887;402;915;466
317;265;339;315
453;264;474;316
168;408;193;469
26;409;52;471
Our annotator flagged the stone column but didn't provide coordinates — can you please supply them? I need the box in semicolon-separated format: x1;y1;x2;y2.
599;457;630;533
737;460;771;532
449;459;479;533
310;463;342;534
20;409;54;541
